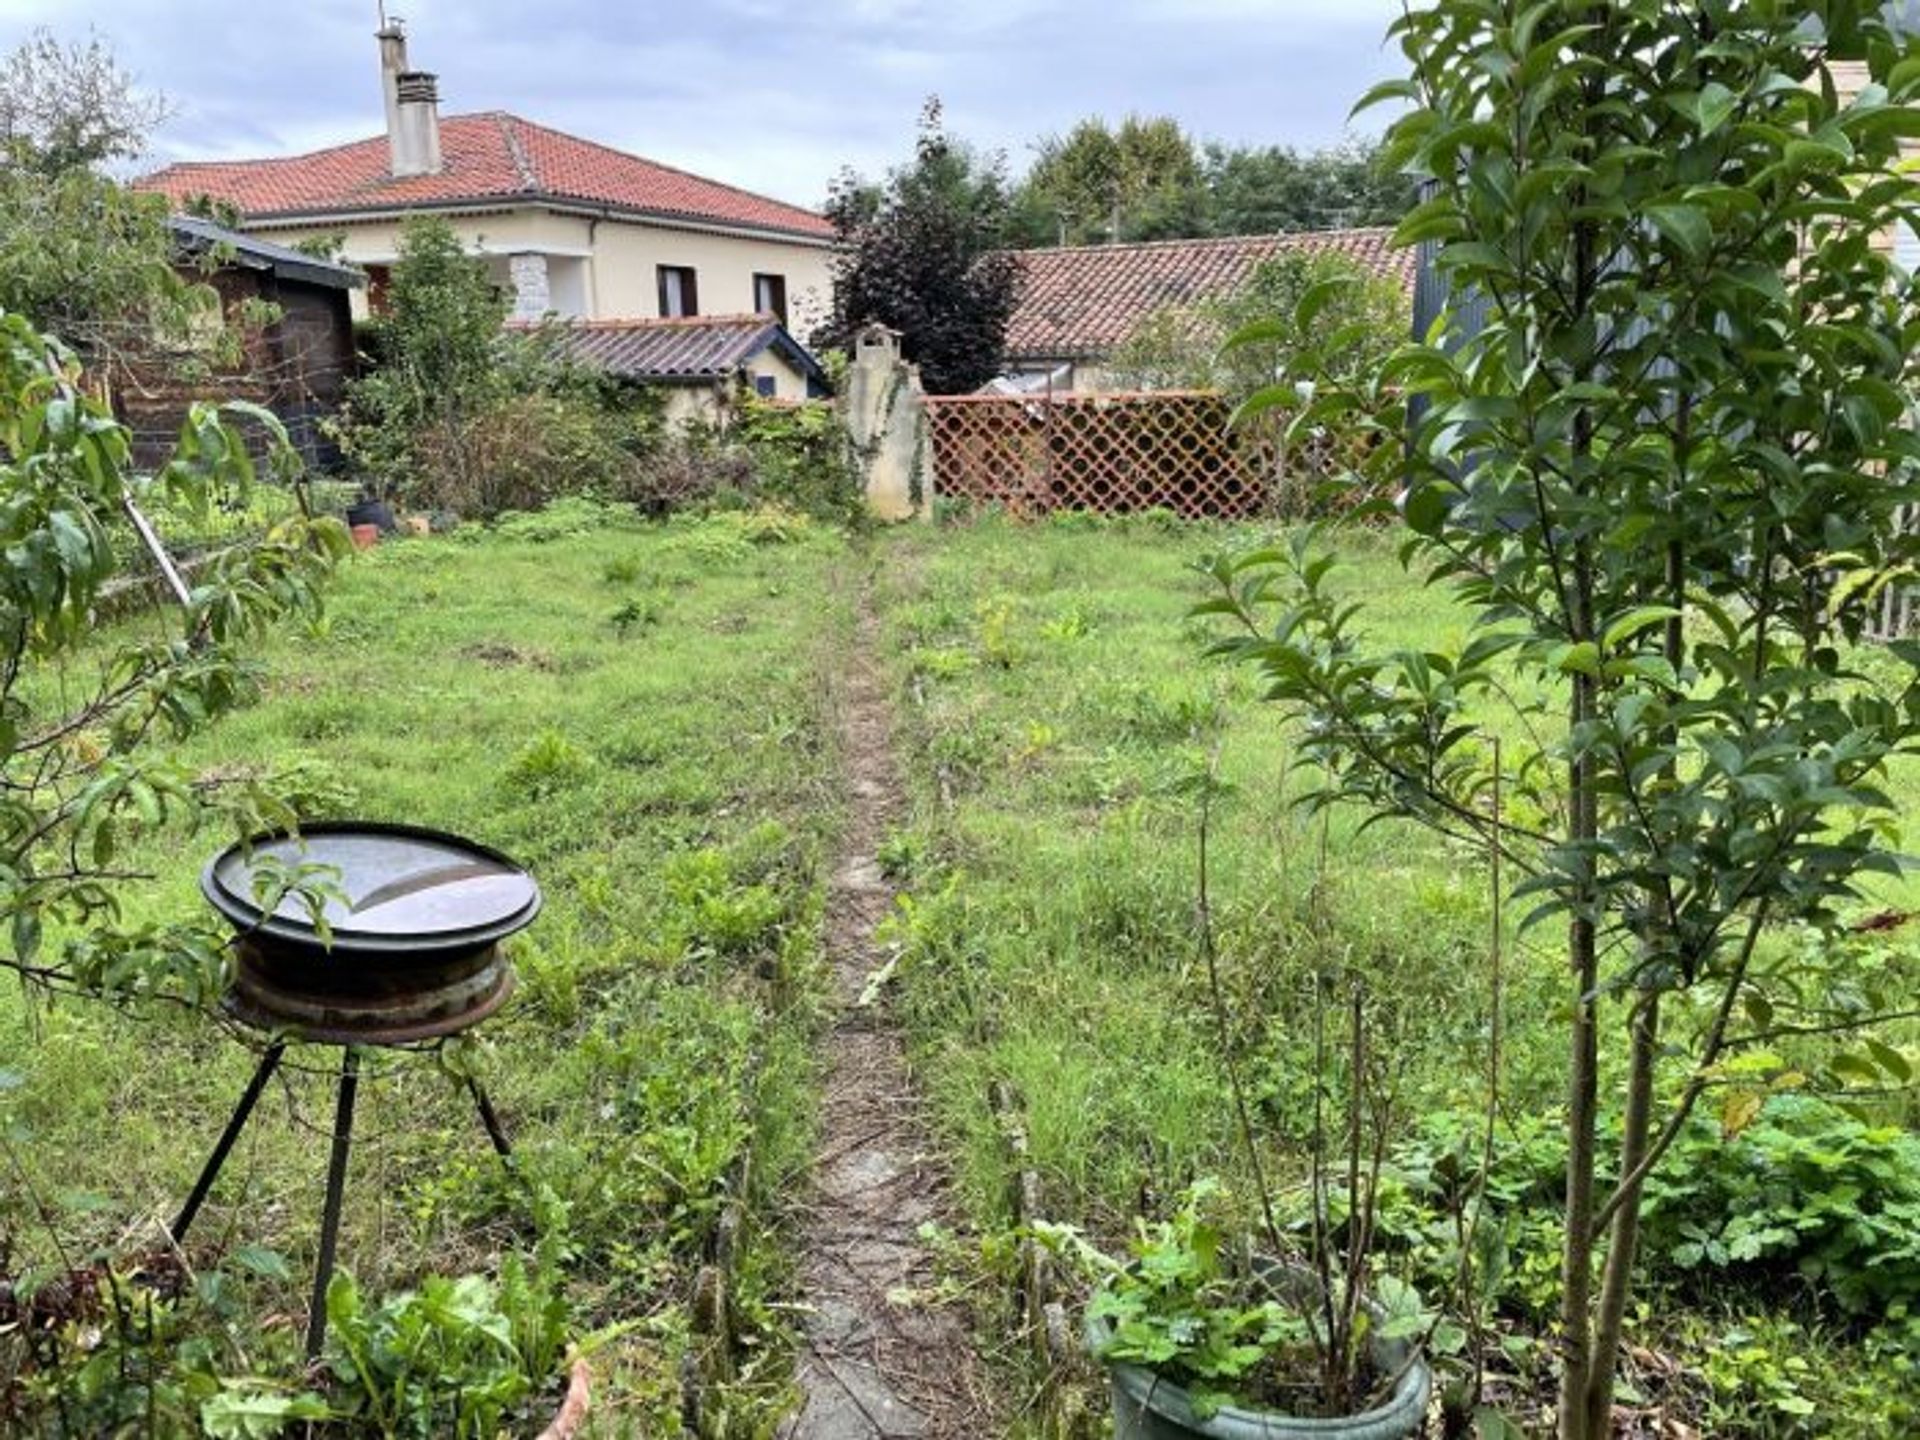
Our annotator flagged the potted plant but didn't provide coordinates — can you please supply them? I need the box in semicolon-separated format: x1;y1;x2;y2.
1057;1173;1430;1440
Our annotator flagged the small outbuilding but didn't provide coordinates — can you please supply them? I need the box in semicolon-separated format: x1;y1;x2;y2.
525;314;830;425
998;228;1417;394
118;216;361;472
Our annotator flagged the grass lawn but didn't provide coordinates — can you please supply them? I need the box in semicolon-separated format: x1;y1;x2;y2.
3;506;1915;1436
2;505;854;1434
871;513;1920;1437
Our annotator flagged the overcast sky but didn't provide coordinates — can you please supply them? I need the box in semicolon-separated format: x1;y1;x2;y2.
0;0;1408;208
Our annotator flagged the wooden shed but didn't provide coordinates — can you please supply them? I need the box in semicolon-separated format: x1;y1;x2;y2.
118;216;362;473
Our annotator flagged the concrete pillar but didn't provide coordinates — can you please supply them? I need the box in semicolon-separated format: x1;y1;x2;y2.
842;324;930;522
508;254;552;322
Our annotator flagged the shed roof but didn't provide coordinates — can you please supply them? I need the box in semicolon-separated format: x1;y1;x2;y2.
1003;228;1415;361
168;214;363;290
137;113;835;243
521;314;828;389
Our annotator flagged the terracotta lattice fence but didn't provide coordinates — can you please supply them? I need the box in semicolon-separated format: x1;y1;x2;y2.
921;390;1379;519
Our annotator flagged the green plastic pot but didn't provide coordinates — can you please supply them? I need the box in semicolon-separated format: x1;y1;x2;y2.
1087;1263;1432;1440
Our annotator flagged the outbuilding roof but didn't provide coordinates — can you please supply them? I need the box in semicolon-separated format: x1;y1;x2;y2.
521;314;828;390
1004;228;1416;361
137;113;835;243
168;214;363;290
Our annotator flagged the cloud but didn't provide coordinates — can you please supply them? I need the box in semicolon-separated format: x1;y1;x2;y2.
0;0;1408;207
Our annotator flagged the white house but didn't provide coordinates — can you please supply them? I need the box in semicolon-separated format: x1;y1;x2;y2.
137;23;837;336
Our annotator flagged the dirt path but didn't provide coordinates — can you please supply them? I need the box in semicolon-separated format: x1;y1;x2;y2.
777;565;996;1440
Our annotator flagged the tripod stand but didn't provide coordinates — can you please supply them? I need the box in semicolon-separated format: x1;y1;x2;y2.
168;1040;516;1360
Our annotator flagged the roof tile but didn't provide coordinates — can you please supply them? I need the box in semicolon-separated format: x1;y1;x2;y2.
1004;229;1415;360
136;113;833;241
514;314;786;383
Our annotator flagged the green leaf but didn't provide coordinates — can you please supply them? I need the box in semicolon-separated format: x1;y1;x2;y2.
1475;1407;1529;1440
1696;82;1739;137
1602;606;1681;650
201;1387;332;1439
1829;1053;1881;1087
1864;1039;1912;1084
1646;202;1711;258
1555;642;1601;677
1403;484;1451;536
229;1244;294;1282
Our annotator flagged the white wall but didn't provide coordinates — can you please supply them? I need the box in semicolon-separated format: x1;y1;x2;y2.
260;205;835;333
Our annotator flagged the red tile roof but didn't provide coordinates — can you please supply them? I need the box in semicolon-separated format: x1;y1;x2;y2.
1003;229;1416;360
135;113;834;242
510;314;826;386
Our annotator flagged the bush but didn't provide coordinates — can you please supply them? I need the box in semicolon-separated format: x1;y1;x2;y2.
731;398;861;522
1641;1095;1920;1321
415;392;644;519
622;398;859;523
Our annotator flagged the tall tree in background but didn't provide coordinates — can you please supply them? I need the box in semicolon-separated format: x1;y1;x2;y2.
817;100;1021;395
0;29;203;368
0;28;169;177
1018;114;1206;245
1008;123;1418;248
1201;138;1416;236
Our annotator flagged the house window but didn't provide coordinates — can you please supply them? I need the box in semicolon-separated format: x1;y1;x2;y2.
752;273;788;325
753;374;777;399
657;265;698;318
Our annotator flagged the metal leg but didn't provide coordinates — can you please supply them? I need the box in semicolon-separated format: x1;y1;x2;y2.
306;1046;360;1362
170;1041;287;1244
467;1076;513;1161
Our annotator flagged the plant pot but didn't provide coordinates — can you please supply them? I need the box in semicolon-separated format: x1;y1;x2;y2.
1088;1262;1431;1440
345;498;397;532
350;523;381;550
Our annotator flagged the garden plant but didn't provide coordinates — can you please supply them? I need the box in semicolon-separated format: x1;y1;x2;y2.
1205;3;1920;1435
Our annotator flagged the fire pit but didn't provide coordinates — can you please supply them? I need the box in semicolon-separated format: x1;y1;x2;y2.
172;823;542;1359
201;822;540;1044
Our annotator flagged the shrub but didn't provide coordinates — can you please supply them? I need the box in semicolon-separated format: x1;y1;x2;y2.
731;398;861;522
332;218;506;504
333;221;669;519
622;398;859;523
1641;1096;1920;1320
415;392;638;519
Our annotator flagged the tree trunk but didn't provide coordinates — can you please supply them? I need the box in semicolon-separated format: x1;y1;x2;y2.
1557;557;1602;1439
1585;992;1660;1435
1557;869;1600;1440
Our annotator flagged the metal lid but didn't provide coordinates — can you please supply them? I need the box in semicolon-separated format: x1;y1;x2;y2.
202;822;541;956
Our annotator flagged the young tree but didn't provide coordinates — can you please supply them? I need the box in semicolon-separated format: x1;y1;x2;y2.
0;30;204;368
0;167;186;361
1107;248;1408;401
1205;5;1920;1436
817;100;1022;395
337;216;509;501
0;309;344;1005
0;28;170;177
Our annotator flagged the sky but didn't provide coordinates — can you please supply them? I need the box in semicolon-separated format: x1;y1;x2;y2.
0;0;1409;209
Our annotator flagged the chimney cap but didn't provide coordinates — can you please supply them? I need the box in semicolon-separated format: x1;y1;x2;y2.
395;70;439;104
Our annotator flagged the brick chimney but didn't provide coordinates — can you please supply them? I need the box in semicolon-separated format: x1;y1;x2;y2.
377;19;442;178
